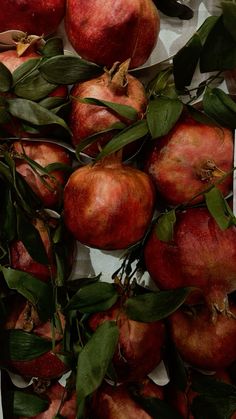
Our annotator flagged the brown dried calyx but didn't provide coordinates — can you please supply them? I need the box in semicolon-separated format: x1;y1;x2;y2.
196;159;226;182
105;59;131;92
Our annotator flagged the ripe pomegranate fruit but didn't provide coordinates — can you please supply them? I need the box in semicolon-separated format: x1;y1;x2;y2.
144;117;233;205
65;0;160;69
19;382;77;419
91;378;164;419
144;206;236;315
0;0;65;36
70;60;147;157
3;297;68;379
10;218;55;281
63;153;156;250
88;303;166;382
12;141;71;208
168;302;236;371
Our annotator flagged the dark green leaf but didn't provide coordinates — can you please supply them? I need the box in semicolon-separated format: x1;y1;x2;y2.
147;66;173;98
200;16;236;72
203;87;236;128
39;96;68;110
14;70;58;101
204;186;235;230
132;394;183;419
147;97;183;138
39;55;102;85
124;288;193;322
78;97;138;121
0;96;11;123
173;34;202;89
0;62;13;92
76;321;119;417
1;266;53;322
186;105;220;126
6;390;49;417
96;120;149;160
0;187;16;242
166;343;188;391
40;37;64;57
65;282;119;313
197;15;220;44
155;209;176;242
0;329;52;361
222;1;236;43
153;0;193;19
12;58;41;85
7;98;71;133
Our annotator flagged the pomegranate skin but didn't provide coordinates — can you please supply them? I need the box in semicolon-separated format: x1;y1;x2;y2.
70;69;147;156
0;49;38;73
169;303;236;371
91;379;164;419
144;206;236;312
63;157;155;250
0;0;65;36
12;141;71;208
145;118;233;205
65;0;160;69
88;304;165;382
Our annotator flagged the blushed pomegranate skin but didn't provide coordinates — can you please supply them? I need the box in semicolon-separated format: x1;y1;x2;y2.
63;156;156;250
169;303;236;370
70;68;147;157
88;304;165;382
91;379;164;419
12;141;71;208
65;0;160;69
144;206;236;313
19;383;77;419
145;117;233;205
0;49;38;73
10;218;55;281
0;0;65;36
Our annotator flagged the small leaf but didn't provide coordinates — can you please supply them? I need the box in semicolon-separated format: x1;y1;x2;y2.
155;209;176;242
76;321;119;418
77;97;138;121
124;288;193;322
39;37;64;57
39;55;102;85
65;282;119;313
0;187;16;242
222;1;236;43
14;70;58;101
5;390;49;417
147;66;173;98
203;87;236;128
204;186;235;230
0;62;13;92
39;96;68;110
147;97;183;138
0;330;52;361
186;105;219;126
12;58;41;85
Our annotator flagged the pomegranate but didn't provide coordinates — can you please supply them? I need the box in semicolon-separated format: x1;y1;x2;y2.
70;60;147;157
144;206;236;315
3;297;68;379
88;303;165;382
168;302;236;370
144;116;233;205
65;0;160;69
10;218;55;282
0;0;65;36
91;378;164;419
12;141;71;208
63;153;156;250
19;382;77;419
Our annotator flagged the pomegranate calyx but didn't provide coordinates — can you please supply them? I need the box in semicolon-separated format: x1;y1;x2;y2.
195;159;225;182
106;59;131;91
14;34;44;57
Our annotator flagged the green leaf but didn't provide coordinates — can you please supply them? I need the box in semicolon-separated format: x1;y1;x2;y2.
147;97;183;139
39;55;102;85
78;97;138;121
1;266;53;322
0;187;16;242
0;96;11;123
0;330;52;361
204;186;235;230
131;393;183;419
124;288;193;322
203;87;236;128
147;66;173;97
5;390;49;417
0;62;13;92
155;209;176;242
200;16;236;72
76;321;119;417
166;343;188;391
96;120;149;160
153;0;193;19
7;98;71;133
65;282;119;313
12;58;41;85
186;105;220;126
14;70;58;101
39;37;64;57
222;1;236;43
39;96;68;110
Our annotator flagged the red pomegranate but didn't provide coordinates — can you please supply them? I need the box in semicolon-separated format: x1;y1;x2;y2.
168;302;236;371
0;0;65;36
10;218;55;281
91;379;164;419
145;117;233;205
144;206;236;315
88;303;165;382
70;60;147;157
12;141;71;208
65;0;160;69
19;382;77;419
63;154;156;250
3;298;68;379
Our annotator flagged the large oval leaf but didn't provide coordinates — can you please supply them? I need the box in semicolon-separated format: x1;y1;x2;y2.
5;390;49;417
147;97;183;139
77;97;138;121
0;330;52;361
203;87;236;128
12;58;41;85
0;62;13;92
14;70;58;101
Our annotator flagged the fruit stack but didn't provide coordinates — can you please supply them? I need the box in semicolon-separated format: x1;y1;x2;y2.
0;1;236;419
